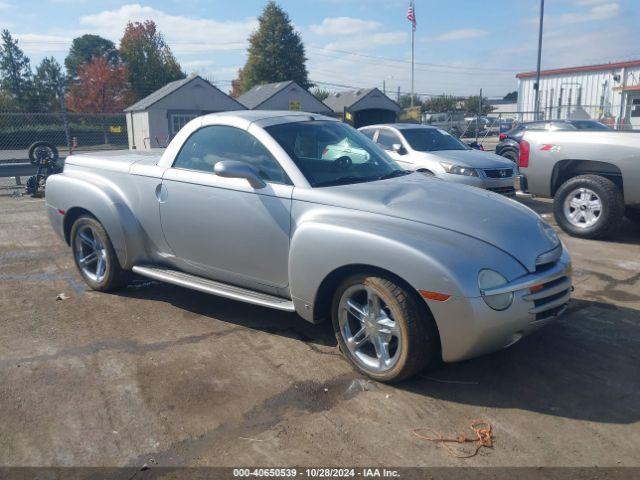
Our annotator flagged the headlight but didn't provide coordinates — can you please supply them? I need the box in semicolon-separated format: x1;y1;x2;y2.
478;269;513;311
440;162;479;177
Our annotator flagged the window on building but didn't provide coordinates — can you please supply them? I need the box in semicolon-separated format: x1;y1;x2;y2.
170;113;199;136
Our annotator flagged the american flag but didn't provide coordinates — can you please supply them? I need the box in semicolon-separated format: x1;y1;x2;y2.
407;1;416;31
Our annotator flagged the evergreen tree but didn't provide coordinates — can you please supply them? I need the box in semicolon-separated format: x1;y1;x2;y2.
65;34;120;80
119;20;185;100
34;57;67;111
0;29;35;111
238;1;310;94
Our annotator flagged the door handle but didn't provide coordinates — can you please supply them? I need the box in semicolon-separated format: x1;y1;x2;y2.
155;184;168;203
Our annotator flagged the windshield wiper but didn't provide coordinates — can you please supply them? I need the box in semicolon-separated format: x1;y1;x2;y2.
314;176;372;187
377;169;411;180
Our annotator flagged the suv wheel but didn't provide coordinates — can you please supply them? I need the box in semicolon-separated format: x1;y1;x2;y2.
70;215;129;291
331;274;438;383
553;175;624;239
501;149;518;163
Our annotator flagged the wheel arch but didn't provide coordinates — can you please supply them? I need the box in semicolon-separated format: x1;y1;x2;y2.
551;159;623;198
312;263;443;357
47;173;145;269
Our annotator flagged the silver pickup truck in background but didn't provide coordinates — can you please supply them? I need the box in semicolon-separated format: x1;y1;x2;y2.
518;131;640;239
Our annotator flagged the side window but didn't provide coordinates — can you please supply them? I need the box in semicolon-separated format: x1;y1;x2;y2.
376;129;401;150
173;125;289;184
360;128;376;140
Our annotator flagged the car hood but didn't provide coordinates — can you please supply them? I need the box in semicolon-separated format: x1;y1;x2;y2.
416;149;515;168
294;173;558;272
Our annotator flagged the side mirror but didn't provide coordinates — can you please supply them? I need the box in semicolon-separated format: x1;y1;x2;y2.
214;160;266;189
392;143;407;155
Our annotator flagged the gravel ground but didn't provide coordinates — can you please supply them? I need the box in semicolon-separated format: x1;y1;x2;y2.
0;193;638;469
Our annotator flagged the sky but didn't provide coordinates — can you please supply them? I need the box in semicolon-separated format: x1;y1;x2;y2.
1;0;638;98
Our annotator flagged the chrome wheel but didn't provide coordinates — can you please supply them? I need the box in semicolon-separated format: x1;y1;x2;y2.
563;187;602;228
73;225;108;283
338;284;402;373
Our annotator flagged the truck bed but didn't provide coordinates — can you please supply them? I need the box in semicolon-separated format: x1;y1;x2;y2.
64;149;164;173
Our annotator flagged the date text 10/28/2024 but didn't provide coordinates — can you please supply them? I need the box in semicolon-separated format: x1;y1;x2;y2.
233;468;400;478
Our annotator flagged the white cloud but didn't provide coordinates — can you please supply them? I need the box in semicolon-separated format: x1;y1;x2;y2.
309;17;381;36
14;34;72;54
433;28;489;42
79;4;257;54
558;3;620;25
309;16;406;51
322;32;407;52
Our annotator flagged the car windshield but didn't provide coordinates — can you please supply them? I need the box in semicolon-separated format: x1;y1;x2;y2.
400;128;469;152
265;120;408;187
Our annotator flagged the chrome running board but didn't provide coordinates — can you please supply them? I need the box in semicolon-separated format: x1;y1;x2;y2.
132;265;295;312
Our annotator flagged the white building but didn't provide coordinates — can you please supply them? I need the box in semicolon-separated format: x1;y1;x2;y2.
516;60;640;129
124;75;245;150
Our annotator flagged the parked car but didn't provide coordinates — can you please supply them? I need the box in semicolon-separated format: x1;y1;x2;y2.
496;120;612;163
519;130;640;238
359;124;517;197
421;112;486;137
45;111;571;383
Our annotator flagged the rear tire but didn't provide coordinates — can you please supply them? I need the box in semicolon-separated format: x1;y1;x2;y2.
331;273;438;383
501;149;518;163
553;175;624;239
70;215;129;291
625;207;640;224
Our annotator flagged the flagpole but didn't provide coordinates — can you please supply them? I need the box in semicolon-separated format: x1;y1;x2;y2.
411;23;415;107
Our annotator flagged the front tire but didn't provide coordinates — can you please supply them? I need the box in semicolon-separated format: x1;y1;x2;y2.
553;175;624;239
70;216;129;291
331;274;438;383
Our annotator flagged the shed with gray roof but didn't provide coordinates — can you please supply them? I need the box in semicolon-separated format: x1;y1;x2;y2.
324;88;402;128
238;81;331;114
124;75;245;150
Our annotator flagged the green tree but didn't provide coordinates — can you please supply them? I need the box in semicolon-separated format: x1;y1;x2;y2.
238;1;310;94
65;34;120;79
34;57;67;111
311;87;331;102
398;94;422;109
423;95;461;113
503;91;517;102
119;20;185;100
0;29;35;111
462;95;493;115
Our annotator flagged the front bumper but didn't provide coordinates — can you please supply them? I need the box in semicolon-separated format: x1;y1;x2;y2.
429;247;572;362
436;172;516;197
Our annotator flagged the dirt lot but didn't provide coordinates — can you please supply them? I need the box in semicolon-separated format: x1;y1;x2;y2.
0;193;639;468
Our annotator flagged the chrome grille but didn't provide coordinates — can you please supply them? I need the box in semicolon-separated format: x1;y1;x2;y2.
523;275;571;321
483;168;513;178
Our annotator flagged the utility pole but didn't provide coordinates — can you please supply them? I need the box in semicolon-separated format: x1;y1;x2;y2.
397;86;401;102
534;0;545;120
476;88;482;143
383;80;386;95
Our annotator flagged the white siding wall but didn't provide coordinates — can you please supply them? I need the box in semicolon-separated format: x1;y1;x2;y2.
517;65;640;124
129;111;149;150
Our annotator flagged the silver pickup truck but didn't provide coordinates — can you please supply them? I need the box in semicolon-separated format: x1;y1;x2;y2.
45;111;572;382
519;131;640;239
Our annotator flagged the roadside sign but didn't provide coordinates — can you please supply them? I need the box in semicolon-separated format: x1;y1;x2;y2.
109;126;122;133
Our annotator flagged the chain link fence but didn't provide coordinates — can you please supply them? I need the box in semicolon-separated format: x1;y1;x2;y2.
0;112;128;162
